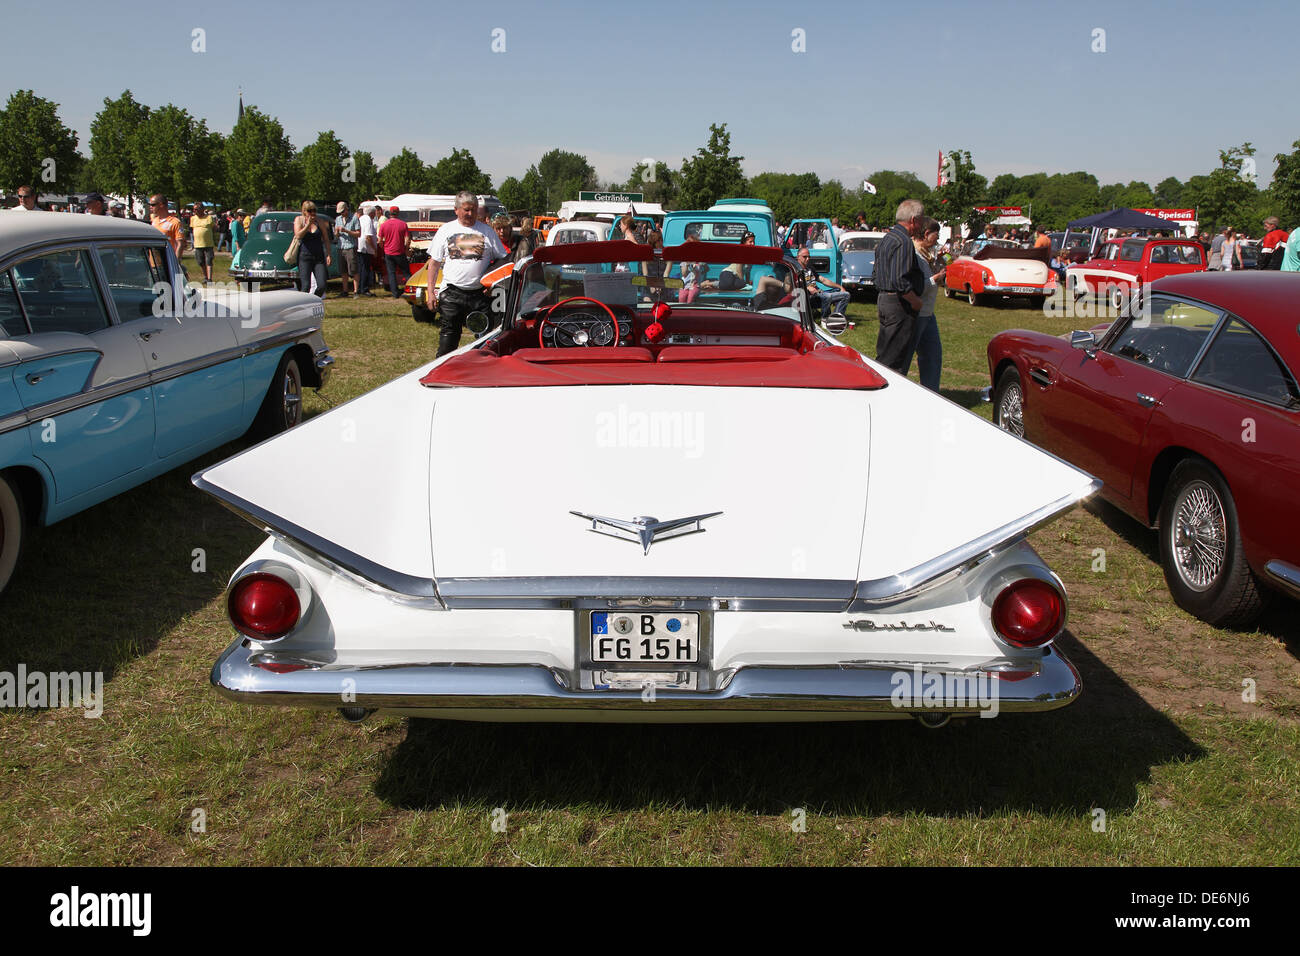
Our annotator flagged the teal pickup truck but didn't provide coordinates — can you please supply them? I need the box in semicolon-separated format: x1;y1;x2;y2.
782;218;841;283
660;206;784;309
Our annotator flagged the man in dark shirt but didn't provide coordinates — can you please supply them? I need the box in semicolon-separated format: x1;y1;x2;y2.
873;199;927;374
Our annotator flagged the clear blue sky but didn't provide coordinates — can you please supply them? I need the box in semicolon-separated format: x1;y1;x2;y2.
3;0;1294;190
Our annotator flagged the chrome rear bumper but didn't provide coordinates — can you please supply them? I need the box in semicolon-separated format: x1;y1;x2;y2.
211;638;1081;721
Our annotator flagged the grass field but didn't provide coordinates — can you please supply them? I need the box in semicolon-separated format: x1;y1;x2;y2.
0;256;1296;865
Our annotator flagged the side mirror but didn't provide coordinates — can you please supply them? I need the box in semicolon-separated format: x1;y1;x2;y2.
466;311;491;336
1069;330;1097;357
822;315;848;336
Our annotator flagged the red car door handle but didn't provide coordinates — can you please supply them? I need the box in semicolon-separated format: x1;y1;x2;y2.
1137;392;1160;407
1029;367;1052;387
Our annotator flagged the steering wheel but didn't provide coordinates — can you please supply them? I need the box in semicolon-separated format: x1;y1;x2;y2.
537;296;621;348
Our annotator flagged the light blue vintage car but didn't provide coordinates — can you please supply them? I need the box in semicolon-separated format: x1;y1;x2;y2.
0;212;333;594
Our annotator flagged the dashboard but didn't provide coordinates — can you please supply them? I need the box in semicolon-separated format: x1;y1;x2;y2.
539;306;634;347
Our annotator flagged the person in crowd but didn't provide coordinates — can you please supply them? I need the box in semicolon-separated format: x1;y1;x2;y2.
1220;228;1241;272
110;201;127;218
1033;225;1051;249
293;200;332;298
1197;231;1212;256
794;247;850;318
476;203;490;226
973;222;997;249
775;221;787;244
830;217;843;243
149;195;183;258
13;186;40;212
190;202;216;282
1208;227;1227;269
355;203;377;296
1259;217;1289;270
256;197;273;216
491;213;515;263
216;210;231;253
425;191;507;356
230;208;247;258
910;217;947;392
377;205;411;297
83;192;107;215
679;252;706;304
854;213;868;231
874;199;927;375
1280;227;1300;272
512;218;539;262
334;201;358;297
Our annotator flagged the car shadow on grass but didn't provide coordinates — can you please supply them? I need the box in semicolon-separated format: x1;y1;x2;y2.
939;387;984;410
373;631;1201;816
0;442;266;680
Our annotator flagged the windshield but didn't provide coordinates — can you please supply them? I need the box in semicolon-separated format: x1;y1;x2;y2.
513;251;807;326
841;237;880;252
258;219;294;233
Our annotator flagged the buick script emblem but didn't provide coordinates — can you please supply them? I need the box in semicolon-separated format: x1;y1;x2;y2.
570;511;722;555
842;620;956;633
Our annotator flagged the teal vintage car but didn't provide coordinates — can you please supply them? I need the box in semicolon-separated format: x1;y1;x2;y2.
0;212;333;594
229;211;341;287
782;218;841;283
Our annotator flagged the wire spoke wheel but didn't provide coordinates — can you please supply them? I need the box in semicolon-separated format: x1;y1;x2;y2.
997;381;1024;436
1170;480;1227;592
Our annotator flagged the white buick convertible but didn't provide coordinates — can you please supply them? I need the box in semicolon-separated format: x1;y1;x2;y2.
198;240;1098;727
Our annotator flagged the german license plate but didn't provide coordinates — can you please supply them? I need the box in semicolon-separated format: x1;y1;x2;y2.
247;270;273;278
1009;286;1037;294
590;611;698;663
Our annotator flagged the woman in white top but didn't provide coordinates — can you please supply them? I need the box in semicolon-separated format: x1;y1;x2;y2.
910;217;947;392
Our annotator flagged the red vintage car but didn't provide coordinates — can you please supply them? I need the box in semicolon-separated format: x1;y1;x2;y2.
986;273;1300;627
943;238;1057;306
1067;236;1206;312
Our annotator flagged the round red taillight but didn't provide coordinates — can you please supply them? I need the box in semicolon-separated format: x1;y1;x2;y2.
991;579;1064;647
228;573;301;640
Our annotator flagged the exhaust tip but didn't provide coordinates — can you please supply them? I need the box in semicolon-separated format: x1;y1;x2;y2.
338;706;375;724
914;712;952;729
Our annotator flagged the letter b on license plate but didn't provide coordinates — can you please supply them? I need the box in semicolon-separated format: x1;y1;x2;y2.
590;612;698;663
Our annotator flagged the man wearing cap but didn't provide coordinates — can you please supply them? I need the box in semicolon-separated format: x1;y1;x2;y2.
426;191;507;356
190;202;216;282
110;201;127;218
376;205;411;298
83;192;107;215
334;201;358;297
231;209;247;257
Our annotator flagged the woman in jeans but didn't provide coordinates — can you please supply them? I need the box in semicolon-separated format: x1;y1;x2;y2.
293;200;332;297
910;217;947;392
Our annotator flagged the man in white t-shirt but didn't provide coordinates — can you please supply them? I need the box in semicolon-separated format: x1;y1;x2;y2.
427;190;507;356
356;204;379;295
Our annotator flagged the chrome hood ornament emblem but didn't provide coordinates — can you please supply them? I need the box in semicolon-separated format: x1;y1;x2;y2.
570;511;722;555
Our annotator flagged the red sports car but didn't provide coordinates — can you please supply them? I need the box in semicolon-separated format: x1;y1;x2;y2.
986;273;1300;627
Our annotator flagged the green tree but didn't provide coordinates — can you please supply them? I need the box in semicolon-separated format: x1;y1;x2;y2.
130;104;220;203
224;106;297;207
428;147;492;194
932;148;987;233
0;89;80;192
299;130;349;204
625;160;677;206
1184;143;1259;231
1153;176;1184;208
379;147;430;195
347;149;380;208
87;90;149;207
1269;140;1300;226
519;165;548;212
532;149;597;208
496;175;528;212
677;123;746;210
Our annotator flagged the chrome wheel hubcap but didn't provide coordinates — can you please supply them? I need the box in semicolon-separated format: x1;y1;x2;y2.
283;368;302;427
998;384;1024;436
1171;480;1226;592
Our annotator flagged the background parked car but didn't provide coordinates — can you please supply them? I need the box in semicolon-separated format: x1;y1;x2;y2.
229;211;341;289
0;211;333;594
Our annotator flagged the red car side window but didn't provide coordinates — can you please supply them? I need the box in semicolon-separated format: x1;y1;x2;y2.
1191;318;1300;407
